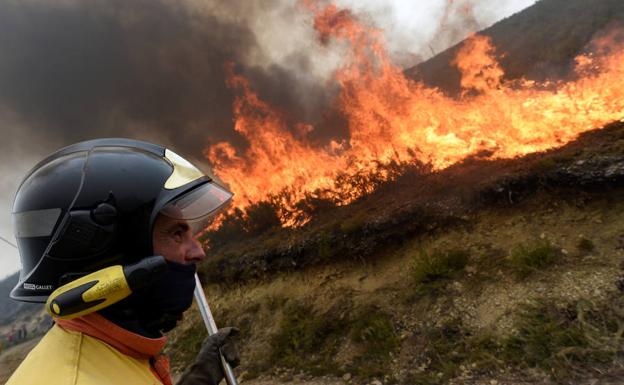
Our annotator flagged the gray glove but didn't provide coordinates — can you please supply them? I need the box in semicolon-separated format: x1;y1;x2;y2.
176;327;240;385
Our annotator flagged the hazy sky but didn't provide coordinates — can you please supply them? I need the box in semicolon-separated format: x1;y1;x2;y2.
0;0;536;279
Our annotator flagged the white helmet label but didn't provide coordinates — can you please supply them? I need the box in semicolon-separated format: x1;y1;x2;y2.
23;283;54;291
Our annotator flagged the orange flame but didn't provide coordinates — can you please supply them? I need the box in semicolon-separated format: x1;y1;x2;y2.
206;4;624;226
453;34;504;93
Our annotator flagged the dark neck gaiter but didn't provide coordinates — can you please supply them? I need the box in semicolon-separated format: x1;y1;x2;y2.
101;261;197;338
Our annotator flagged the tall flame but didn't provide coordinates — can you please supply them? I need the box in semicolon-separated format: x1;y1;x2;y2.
206;4;624;226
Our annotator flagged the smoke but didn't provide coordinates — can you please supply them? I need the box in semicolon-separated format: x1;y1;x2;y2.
0;108;52;279
0;0;537;159
0;0;339;277
0;0;252;152
333;0;536;66
430;0;482;57
0;0;535;277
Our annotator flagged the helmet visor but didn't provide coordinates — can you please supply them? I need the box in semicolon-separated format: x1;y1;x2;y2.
160;182;233;226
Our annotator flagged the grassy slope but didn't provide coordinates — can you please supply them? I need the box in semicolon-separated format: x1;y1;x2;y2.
181;1;624;374
168;123;624;385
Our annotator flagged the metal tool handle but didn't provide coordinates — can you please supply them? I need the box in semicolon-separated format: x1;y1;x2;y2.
193;274;239;385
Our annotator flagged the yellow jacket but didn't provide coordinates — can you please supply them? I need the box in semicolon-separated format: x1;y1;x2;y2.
7;314;170;385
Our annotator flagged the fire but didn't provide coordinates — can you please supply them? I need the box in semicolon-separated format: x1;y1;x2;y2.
206;4;624;226
205;63;345;226
453;34;504;93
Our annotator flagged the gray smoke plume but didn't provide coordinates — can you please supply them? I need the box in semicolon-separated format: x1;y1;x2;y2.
0;0;341;277
0;0;537;162
0;0;535;277
1;0;250;152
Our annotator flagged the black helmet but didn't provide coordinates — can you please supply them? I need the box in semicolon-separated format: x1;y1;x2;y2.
11;138;232;302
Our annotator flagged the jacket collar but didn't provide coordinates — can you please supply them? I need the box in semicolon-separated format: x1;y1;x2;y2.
56;312;167;358
56;313;172;385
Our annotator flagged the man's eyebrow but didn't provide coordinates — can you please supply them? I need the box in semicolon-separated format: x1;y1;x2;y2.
165;221;190;233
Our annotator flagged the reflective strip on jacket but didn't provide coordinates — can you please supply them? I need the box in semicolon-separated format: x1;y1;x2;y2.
6;324;165;385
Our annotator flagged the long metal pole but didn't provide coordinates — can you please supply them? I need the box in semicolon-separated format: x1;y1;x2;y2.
193;274;239;385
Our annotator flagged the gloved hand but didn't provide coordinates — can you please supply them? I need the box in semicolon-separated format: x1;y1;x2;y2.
176;327;240;385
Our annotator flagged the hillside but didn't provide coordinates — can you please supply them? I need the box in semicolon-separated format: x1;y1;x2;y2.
198;120;624;287
0;274;47;384
0;273;40;326
406;0;624;95
163;121;624;385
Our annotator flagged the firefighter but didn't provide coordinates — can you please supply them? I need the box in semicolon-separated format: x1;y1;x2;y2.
6;138;239;385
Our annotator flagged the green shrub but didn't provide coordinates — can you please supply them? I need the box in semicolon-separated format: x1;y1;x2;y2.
502;303;588;369
405;319;501;385
412;248;470;285
500;299;619;381
270;302;345;375
351;310;398;350
509;239;558;278
349;308;399;378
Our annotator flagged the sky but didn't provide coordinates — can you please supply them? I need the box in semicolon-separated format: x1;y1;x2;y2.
0;0;536;280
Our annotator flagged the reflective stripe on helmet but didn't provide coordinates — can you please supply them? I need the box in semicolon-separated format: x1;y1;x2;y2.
13;208;62;238
163;149;204;189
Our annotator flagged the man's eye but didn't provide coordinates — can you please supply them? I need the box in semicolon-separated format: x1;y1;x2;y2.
173;230;184;241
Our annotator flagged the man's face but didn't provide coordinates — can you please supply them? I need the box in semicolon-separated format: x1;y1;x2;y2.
152;214;206;265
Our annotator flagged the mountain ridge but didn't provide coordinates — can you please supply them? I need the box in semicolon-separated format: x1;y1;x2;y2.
406;0;624;95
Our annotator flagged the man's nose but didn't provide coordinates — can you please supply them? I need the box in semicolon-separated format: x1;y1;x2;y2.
187;238;206;263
